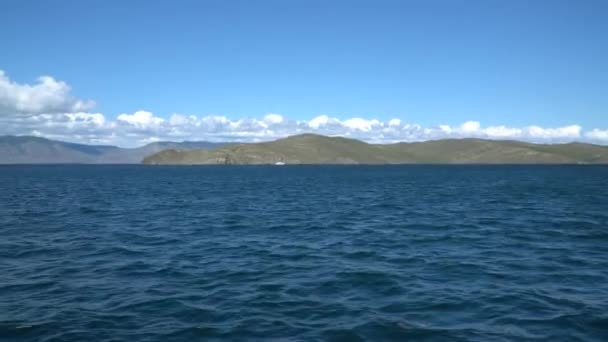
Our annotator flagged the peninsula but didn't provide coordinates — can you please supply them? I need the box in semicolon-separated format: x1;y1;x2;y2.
142;134;608;165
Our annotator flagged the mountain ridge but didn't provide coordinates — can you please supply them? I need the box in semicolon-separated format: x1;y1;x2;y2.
0;135;225;164
143;133;608;165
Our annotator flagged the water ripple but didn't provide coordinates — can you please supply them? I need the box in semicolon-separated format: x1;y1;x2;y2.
1;165;607;341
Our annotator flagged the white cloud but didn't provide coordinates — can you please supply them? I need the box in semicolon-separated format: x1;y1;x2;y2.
117;110;164;129
64;112;107;128
6;110;600;147
388;118;401;127
585;129;608;142
433;122;584;142
525;125;581;139
482;126;521;138
342;117;381;132
169;113;190;126
0;70;94;116
308;115;331;129
0;69;606;147
439;124;452;133
460;121;481;132
263;113;284;125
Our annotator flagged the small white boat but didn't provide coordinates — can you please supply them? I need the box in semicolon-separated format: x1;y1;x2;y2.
274;161;285;165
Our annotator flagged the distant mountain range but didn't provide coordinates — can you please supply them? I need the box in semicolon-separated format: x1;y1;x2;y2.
144;133;608;165
3;134;608;165
0;136;225;164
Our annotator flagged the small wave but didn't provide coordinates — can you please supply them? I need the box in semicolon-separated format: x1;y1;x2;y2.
2;165;608;341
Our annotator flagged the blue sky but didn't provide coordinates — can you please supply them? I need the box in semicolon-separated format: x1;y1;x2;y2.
0;0;607;146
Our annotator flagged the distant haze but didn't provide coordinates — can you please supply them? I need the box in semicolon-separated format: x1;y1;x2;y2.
0;136;225;164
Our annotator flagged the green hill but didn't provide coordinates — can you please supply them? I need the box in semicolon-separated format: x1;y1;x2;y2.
142;134;608;165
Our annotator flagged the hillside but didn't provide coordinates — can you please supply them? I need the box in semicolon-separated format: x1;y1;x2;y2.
143;134;608;165
0;136;225;164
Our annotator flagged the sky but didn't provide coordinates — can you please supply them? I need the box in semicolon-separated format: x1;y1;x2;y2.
1;0;607;147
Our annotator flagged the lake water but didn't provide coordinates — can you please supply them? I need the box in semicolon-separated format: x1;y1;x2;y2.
1;165;607;341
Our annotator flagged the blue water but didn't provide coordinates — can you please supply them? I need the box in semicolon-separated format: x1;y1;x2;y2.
1;165;607;341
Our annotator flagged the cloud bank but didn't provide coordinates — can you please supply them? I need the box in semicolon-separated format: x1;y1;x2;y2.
1;70;607;147
0;70;94;115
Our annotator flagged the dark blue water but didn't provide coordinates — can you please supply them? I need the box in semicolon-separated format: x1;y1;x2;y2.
1;165;607;341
